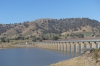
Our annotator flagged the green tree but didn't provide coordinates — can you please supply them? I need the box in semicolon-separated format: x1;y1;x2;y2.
52;36;59;40
1;37;6;42
32;38;36;42
77;34;84;38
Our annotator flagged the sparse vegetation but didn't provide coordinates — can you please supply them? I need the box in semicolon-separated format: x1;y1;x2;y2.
93;48;100;60
0;18;100;41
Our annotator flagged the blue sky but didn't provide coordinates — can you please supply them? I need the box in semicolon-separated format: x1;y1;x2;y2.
0;0;100;24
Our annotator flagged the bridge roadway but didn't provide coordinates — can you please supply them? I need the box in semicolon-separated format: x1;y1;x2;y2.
31;39;100;53
51;39;100;42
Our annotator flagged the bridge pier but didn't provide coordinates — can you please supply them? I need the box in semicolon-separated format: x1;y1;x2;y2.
97;42;100;49
49;44;51;49
80;42;85;53
49;43;51;49
91;42;96;49
80;42;85;50
61;43;64;51
50;43;52;49
55;43;57;50
52;43;55;50
75;42;79;52
58;43;61;51
64;43;67;51
50;43;53;49
67;42;70;52
85;42;90;50
54;43;56;50
71;42;74;52
46;43;48;49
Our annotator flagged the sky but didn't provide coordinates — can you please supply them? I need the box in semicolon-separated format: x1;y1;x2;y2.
0;0;100;24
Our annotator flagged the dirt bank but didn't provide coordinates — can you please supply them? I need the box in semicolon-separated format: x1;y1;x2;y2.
50;49;100;66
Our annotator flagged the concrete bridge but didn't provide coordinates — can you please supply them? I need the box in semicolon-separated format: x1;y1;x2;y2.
32;39;100;53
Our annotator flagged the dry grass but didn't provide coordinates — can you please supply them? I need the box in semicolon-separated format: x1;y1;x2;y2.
50;48;100;66
93;48;100;60
0;39;32;48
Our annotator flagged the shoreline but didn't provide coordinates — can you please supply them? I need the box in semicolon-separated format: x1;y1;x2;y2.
49;56;81;66
50;51;100;66
0;44;34;49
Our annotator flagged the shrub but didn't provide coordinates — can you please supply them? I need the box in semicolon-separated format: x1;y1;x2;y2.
52;36;59;40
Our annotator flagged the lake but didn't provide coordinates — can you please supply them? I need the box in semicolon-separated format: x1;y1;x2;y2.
0;48;80;66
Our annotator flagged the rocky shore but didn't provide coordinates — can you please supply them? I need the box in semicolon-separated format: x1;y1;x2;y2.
50;49;100;66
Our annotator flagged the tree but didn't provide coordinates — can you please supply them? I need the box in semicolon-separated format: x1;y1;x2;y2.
52;36;59;40
15;36;25;40
77;34;84;38
31;35;37;42
39;39;42;42
6;38;10;42
1;37;6;42
0;37;10;42
32;38;36;42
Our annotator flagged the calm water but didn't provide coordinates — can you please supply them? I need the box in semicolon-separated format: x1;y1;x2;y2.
0;48;80;66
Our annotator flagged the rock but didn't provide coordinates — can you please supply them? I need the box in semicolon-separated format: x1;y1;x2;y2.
97;58;100;62
86;51;90;54
96;62;100;66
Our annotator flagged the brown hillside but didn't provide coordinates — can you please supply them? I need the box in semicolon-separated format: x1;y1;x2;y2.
0;18;100;38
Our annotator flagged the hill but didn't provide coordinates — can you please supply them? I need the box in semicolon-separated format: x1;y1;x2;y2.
0;18;100;40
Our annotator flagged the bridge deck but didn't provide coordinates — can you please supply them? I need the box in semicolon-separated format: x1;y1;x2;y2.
52;39;100;42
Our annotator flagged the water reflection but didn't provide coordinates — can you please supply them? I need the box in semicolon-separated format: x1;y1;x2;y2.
50;49;80;58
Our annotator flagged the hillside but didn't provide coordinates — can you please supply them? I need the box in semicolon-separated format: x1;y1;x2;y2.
0;18;100;39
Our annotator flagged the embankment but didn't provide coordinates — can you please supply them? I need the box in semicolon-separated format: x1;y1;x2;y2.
0;44;34;49
50;49;100;66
